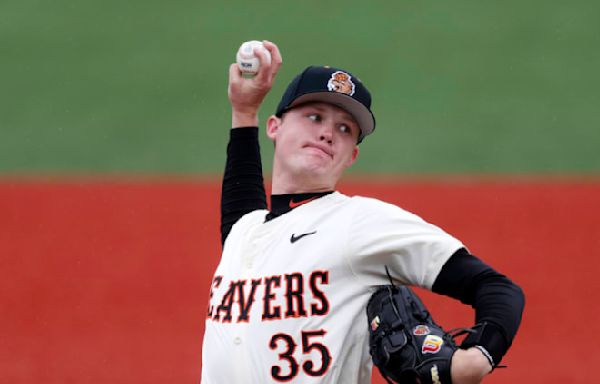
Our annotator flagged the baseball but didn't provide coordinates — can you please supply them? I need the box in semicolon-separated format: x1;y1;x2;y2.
236;40;271;75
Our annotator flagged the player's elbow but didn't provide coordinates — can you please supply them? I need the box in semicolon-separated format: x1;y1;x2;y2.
510;280;525;325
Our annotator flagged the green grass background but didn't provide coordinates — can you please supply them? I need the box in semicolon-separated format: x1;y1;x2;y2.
1;0;599;175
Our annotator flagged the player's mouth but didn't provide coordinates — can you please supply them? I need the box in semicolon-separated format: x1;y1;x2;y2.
304;143;333;159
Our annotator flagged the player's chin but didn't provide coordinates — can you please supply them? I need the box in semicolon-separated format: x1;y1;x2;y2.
302;160;347;183
303;156;334;174
297;157;330;176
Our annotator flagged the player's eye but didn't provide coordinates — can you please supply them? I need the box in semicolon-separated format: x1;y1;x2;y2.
307;113;322;122
338;124;351;134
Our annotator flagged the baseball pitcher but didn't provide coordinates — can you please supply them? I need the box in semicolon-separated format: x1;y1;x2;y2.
201;41;524;384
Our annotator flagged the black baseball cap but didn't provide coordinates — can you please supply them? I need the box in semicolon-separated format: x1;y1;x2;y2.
275;66;376;143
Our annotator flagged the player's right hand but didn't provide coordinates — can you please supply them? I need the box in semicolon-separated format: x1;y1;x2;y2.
229;40;282;128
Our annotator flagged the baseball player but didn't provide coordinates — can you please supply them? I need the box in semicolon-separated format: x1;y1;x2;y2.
201;41;524;383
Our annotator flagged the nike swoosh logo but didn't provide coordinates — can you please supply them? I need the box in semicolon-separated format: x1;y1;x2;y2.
289;196;318;208
290;231;317;243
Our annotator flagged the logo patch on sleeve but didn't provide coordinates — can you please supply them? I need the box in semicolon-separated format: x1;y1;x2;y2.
422;335;443;354
413;325;431;336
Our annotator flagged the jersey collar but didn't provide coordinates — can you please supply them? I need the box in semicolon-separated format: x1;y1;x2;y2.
265;191;333;222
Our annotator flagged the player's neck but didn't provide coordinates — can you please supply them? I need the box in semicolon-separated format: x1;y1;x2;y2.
271;168;336;194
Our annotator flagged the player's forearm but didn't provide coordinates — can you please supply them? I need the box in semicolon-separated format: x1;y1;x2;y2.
460;277;525;367
220;128;267;244
432;248;525;366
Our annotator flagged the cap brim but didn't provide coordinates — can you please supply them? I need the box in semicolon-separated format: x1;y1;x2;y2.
287;92;375;142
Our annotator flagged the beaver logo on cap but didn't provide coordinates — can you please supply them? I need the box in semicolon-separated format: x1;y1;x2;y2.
327;71;355;96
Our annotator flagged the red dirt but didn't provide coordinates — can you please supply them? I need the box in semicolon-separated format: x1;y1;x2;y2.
1;180;598;383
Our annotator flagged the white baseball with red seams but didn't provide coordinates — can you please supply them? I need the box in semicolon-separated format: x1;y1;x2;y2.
201;192;463;383
236;40;272;74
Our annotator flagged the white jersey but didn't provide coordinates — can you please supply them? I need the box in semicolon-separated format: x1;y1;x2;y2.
201;192;463;383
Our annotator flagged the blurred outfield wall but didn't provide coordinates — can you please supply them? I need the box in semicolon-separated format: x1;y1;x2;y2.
1;0;599;175
2;180;600;383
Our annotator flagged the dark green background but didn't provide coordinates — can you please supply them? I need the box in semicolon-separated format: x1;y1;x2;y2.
1;0;598;175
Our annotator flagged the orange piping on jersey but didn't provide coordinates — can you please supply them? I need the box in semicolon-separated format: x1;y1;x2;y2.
289;196;319;208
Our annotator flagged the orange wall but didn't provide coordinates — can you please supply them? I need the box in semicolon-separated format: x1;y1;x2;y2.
1;180;598;383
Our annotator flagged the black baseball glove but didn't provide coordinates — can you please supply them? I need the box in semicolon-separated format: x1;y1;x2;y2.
366;285;460;384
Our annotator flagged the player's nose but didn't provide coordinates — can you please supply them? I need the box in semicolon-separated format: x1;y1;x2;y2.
318;121;334;144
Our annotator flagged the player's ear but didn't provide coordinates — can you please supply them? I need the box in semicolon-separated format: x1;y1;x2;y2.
346;146;359;167
266;115;281;141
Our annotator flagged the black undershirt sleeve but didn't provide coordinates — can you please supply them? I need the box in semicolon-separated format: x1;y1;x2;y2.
220;127;267;245
432;248;525;366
